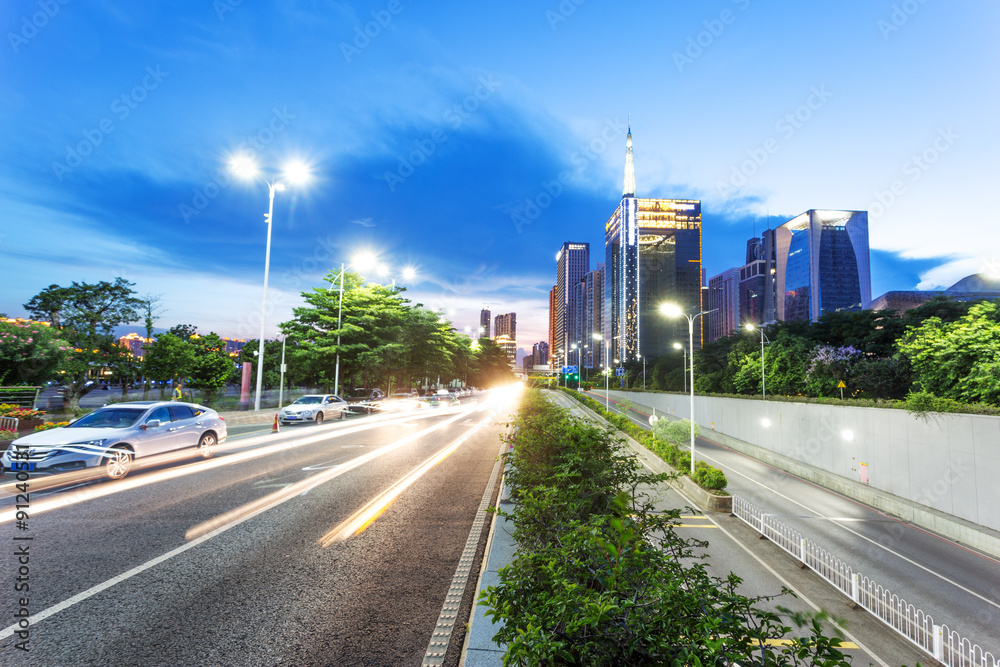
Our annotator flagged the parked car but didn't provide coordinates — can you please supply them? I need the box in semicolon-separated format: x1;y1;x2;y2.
278;394;349;425
0;401;227;481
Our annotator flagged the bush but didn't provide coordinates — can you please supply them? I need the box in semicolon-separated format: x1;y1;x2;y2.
483;389;852;665
0;428;17;441
33;421;70;432
694;465;728;491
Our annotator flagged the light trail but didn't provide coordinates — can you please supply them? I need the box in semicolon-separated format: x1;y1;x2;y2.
319;411;494;546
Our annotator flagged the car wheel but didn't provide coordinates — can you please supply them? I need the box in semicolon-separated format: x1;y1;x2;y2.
104;446;133;480
198;433;217;459
315;412;325;425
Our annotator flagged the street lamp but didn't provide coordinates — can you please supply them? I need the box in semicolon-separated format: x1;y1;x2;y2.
231;156;311;411
673;342;687;392
745;323;770;399
329;253;378;397
592;332;608;411
661;302;717;475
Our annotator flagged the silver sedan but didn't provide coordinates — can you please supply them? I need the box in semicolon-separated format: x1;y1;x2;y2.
1;401;227;480
278;394;349;425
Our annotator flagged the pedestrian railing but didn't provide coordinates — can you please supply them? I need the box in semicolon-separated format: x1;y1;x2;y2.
0;416;17;432
732;496;997;667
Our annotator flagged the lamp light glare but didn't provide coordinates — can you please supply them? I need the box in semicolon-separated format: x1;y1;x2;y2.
660;303;683;318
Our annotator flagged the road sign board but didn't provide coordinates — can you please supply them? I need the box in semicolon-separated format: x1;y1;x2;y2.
836;380;847;388
561;365;579;374
615;367;625;376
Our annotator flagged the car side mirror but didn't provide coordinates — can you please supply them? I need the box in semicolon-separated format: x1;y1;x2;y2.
143;419;161;430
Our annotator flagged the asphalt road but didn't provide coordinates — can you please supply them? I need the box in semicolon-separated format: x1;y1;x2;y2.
584;389;1000;662
1;391;516;666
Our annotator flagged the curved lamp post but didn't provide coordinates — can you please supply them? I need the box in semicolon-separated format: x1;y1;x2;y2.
661;303;716;475
231;156;311;411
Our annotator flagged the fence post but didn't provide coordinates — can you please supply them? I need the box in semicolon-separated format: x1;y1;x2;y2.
759;513;768;538
800;538;808;567
851;573;860;605
932;624;943;660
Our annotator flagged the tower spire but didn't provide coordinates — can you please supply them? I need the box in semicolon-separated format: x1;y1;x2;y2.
622;118;635;198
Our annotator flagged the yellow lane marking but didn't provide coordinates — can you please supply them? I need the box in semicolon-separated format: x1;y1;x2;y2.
762;638;859;649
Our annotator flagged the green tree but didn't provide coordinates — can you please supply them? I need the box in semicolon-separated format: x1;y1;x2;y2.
187;333;234;402
23;279;141;410
0;320;72;385
469;337;515;387
138;294;165;398
899;300;1000;404
143;333;196;399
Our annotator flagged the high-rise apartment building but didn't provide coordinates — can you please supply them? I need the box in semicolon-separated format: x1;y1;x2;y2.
738;231;778;327
707;268;740;343
495;335;516;365
494;312;516;341
605;126;703;361
555;242;590;367
548;285;557;368
479;307;491;339
775;210;871;322
532;341;549;366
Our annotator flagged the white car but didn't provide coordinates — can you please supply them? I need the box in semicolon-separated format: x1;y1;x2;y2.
1;401;227;480
278;394;349;425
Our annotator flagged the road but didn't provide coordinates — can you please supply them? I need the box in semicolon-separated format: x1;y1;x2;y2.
585;388;1000;662
1;390;516;666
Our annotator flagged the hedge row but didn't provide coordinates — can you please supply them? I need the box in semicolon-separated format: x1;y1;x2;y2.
481;389;854;665
554;386;729;494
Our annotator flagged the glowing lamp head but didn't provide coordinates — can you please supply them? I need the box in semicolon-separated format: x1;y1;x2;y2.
673;342;683;350
660;303;683;318
283;160;312;185
229;155;259;179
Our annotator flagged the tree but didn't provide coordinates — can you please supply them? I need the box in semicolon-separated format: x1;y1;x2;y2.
186;333;234;402
138;293;165;399
898;300;1000;405
0;320;72;385
468;338;515;388
23;279;141;410
143;333;196;399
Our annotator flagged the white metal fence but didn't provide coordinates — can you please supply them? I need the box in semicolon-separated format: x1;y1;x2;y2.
0;416;17;433
732;496;997;666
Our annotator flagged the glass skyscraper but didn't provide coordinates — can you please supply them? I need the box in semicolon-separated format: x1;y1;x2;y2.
775;210;871;322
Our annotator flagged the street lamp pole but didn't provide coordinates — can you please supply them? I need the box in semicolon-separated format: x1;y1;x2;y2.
253;180;282;411
334;262;346;396
662;304;716;475
746;323;770;400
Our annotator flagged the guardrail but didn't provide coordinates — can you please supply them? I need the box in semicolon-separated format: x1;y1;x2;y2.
733;496;997;666
1;416;17;432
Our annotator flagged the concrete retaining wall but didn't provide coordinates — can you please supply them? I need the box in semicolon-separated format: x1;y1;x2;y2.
604;390;1000;555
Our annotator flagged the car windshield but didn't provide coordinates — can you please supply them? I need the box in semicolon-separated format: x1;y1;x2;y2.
292;396;323;405
68;408;145;429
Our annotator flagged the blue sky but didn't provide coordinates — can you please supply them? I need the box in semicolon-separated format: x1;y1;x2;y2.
2;1;998;351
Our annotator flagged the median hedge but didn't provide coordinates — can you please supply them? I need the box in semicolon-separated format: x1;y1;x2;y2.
482;389;853;665
555;386;729;494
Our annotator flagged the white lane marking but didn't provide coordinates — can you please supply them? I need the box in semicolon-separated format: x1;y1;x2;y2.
698;449;1000;612
0;409;482;638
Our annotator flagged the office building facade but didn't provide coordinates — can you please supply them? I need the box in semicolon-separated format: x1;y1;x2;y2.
479;308;491;339
555;242;590;367
775;210;871;322
548;286;557;367
738;231;778;327
605;127;703;361
532;341;549;366
707;268;740;343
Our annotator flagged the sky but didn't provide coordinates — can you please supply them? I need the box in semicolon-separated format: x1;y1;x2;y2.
2;0;998;355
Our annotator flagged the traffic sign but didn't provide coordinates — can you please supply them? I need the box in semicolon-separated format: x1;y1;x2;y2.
836;380;846;388
615;367;625;377
562;365;578;374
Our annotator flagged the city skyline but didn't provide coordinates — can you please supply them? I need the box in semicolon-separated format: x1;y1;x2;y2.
2;2;998;352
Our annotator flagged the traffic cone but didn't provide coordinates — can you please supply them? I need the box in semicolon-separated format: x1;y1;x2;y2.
272;413;280;433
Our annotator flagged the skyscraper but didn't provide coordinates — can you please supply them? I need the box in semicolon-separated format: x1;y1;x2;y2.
479;307;491;339
494;312;516;340
738;231;778;327
548;285;557;367
707;268;740;343
555;242;590;367
775;210;871;322
605;126;703;361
